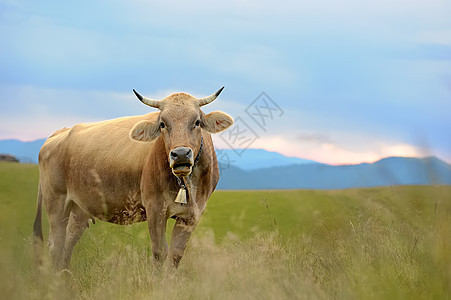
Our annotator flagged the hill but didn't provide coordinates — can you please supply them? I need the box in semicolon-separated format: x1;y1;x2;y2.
218;156;451;189
0;139;318;168
1;139;450;190
216;148;319;170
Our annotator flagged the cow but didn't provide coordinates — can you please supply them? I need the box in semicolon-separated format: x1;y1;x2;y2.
33;87;233;270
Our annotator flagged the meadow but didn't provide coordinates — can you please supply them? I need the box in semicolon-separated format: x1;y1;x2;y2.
0;162;449;299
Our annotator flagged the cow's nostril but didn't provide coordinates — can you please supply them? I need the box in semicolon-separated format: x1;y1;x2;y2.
171;147;193;161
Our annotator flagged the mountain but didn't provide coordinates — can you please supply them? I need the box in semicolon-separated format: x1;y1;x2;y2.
0;139;45;163
217;156;451;190
1;139;450;190
0;139;319;168
216;148;319;171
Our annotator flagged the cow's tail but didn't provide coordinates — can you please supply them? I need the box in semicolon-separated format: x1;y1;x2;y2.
33;182;44;268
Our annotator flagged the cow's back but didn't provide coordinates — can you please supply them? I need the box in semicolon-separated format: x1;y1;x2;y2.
39;112;158;221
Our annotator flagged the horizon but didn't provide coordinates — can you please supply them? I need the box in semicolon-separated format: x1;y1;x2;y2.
1;137;449;166
1;1;450;165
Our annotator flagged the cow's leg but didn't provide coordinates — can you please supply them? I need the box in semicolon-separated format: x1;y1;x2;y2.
45;194;69;271
62;204;89;269
169;218;197;268
147;205;168;265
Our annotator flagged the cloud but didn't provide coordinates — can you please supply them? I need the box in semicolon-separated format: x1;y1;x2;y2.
297;132;331;144
213;133;448;165
0;85;141;140
1;0;450;165
0;114;93;141
126;0;449;23
0;84;245;140
415;30;451;46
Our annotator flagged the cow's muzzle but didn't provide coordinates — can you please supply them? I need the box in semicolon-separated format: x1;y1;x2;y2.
169;147;194;177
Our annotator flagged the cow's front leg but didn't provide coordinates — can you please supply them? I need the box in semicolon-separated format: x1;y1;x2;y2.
169;217;197;268
147;205;168;266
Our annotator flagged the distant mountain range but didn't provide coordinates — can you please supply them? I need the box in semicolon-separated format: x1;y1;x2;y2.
1;139;450;189
217;156;451;189
216;148;319;171
0;139;319;169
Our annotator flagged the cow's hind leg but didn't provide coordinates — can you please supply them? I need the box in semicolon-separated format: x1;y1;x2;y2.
45;193;70;271
62;203;89;269
33;182;44;268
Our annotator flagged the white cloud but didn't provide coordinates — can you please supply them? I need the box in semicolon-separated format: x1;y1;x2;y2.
127;0;449;20
1;0;450;165
0;84;245;140
0;85;142;139
0;114;94;141
415;30;451;46
212;132;449;165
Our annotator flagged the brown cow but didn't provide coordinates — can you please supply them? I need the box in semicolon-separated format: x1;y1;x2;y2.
33;87;233;270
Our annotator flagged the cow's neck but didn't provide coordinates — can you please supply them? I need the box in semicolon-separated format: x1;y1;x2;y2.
174;135;204;204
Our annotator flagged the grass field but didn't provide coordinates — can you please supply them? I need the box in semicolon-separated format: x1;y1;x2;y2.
0;162;450;299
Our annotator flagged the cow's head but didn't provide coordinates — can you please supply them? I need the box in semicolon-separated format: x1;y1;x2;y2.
130;87;233;177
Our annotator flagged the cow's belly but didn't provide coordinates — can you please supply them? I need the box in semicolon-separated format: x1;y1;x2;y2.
66;166;146;224
68;186;145;224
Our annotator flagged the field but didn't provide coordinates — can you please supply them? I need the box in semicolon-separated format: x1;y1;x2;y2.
0;162;450;299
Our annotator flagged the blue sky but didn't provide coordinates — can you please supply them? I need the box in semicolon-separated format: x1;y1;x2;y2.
1;0;450;164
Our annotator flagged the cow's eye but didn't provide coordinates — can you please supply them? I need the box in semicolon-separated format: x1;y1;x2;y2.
160;122;165;129
195;120;201;127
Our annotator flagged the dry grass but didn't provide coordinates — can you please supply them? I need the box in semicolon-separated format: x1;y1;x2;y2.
0;163;450;299
7;209;451;299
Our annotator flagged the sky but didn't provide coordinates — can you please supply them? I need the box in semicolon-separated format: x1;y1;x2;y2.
1;0;450;165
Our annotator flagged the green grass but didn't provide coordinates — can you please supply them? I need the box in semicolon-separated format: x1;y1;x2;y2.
0;162;450;299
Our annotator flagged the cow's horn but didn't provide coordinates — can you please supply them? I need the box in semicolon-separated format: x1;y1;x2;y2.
198;87;224;106
133;89;161;109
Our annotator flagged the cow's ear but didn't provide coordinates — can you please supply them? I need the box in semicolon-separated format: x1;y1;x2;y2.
201;111;234;133
130;120;160;142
